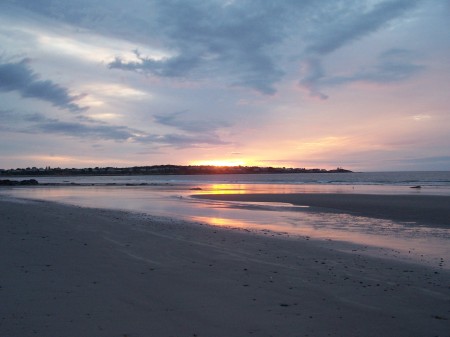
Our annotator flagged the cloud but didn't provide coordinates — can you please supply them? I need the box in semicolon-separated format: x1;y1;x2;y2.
0;108;14;118
39;119;228;147
299;48;424;97
107;0;305;94
4;0;422;98
35;120;135;141
383;155;450;170
0;109;16;131
0;58;87;112
107;0;421;96
328;49;425;85
403;155;450;164
298;58;329;100
151;110;232;148
298;0;422;98
306;0;420;55
109;50;200;78
4;108;229;148
0;108;138;142
139;132;228;149
10;111;137;141
153;110;231;133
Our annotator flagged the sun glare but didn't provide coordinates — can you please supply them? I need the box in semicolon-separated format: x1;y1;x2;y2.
190;159;247;167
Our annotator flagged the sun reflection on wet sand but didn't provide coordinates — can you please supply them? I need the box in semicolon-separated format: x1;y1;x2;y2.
199;184;249;194
190;182;421;195
192;183;330;195
190;216;247;228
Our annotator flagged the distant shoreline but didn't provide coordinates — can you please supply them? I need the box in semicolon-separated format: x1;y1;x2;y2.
0;164;352;177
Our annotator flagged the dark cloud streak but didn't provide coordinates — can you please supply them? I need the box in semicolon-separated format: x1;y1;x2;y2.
109;48;200;77
153;110;231;133
138;133;228;149
0;58;87;112
35;121;134;141
4;109;228;148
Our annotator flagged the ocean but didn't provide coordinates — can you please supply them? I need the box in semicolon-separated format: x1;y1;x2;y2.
4;171;450;194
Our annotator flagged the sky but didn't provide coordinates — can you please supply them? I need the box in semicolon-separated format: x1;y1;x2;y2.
0;0;449;171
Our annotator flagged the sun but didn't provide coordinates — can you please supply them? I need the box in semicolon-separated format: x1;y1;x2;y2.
190;159;247;167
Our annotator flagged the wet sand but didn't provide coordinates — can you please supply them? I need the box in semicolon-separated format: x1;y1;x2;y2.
194;193;450;227
1;196;449;337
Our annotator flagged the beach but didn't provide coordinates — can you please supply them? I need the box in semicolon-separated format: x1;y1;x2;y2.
1;194;449;337
194;193;450;227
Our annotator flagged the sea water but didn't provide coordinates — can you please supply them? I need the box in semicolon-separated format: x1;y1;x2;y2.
1;171;450;267
4;171;450;193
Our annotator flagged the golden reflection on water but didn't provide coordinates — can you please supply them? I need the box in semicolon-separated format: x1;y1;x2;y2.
198;184;249;195
191;216;248;228
195;183;314;195
192;183;361;195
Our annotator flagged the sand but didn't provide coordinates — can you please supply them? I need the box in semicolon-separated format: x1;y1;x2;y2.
1;195;449;337
194;193;450;227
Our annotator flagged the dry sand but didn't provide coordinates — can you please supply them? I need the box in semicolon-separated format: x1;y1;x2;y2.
1;196;449;337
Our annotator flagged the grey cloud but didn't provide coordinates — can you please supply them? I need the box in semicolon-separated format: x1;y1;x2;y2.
381;155;450;170
109;50;200;78
299;0;421;98
6;109;228;147
109;0;419;96
35;121;134;141
0;109;48;126
153;110;231;133
23;112;52;123
139;133;228;149
299;58;329;100
151;110;231;148
1;109;138;141
1;0;155;38
0;109;13;117
394;155;450;164
76;114;109;125
14;112;137;141
0;58;87;112
0;109;15;131
105;0;320;94
307;0;420;55
299;49;424;97
327;48;425;85
6;0;423;98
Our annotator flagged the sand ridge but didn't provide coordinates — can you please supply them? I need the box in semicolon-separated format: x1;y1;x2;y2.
193;193;450;227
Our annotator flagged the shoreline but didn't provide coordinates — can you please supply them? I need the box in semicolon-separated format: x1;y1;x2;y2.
2;189;449;268
1;196;449;336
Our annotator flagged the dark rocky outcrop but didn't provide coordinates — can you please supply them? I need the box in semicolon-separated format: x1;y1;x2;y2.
0;179;39;186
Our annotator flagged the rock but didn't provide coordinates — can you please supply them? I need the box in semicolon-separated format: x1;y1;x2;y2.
0;179;39;186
